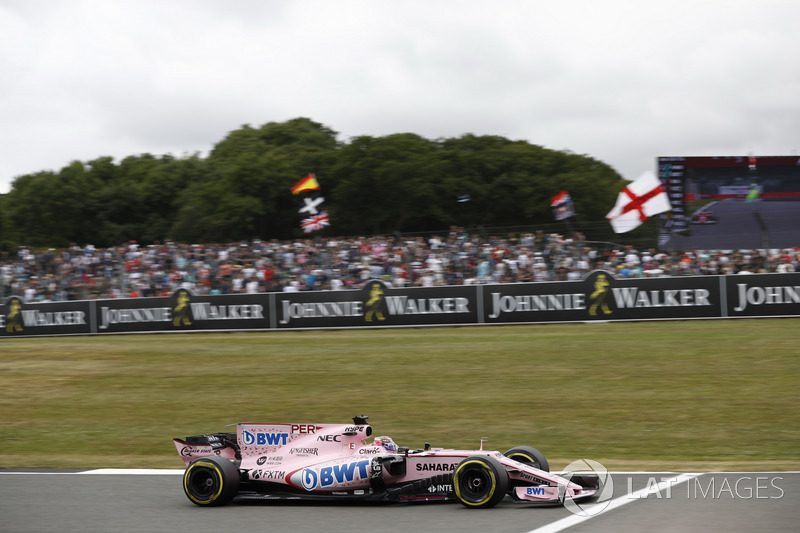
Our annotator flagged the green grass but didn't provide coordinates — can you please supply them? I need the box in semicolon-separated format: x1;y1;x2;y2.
1;319;798;471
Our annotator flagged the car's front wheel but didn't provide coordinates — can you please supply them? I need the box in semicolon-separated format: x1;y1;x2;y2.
504;446;549;472
183;456;240;506
453;456;509;508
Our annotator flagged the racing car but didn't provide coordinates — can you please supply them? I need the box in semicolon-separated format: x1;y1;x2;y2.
690;210;718;225
173;415;600;508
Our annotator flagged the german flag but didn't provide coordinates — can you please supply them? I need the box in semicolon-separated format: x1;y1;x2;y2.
291;174;321;194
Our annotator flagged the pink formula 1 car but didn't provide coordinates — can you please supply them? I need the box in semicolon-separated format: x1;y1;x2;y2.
173;415;599;509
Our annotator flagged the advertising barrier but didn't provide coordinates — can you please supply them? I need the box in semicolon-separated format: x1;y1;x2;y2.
95;289;268;334
484;271;720;323
1;271;798;338
274;280;479;329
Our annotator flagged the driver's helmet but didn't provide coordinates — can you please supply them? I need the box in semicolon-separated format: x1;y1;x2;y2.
373;436;398;452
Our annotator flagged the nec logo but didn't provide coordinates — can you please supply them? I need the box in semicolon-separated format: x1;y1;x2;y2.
242;430;289;446
317;435;341;442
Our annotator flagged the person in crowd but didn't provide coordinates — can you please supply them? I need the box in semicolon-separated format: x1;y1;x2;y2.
1;236;798;300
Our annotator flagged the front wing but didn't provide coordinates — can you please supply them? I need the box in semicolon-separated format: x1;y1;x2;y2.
512;484;598;504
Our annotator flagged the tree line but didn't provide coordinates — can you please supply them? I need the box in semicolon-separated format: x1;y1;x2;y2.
0;117;649;251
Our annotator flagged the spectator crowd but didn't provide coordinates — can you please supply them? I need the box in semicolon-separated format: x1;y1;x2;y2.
1;228;798;303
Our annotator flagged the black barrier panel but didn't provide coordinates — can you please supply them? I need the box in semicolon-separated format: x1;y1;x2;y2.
95;289;270;334
275;280;479;328
0;296;92;337
484;271;722;323
725;272;800;317
3;273;800;339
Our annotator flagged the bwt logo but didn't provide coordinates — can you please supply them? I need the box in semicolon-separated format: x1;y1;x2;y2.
301;460;370;490
242;429;289;446
527;487;546;496
301;468;319;490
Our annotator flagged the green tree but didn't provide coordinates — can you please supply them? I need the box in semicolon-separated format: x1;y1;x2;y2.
172;118;340;241
5;164;89;247
1;118;631;246
330;134;443;234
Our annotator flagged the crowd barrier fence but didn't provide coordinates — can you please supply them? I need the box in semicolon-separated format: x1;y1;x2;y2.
2;271;798;338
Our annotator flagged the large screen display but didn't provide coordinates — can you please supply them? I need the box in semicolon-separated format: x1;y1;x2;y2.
657;156;800;251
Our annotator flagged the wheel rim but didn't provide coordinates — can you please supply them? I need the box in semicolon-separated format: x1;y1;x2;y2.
189;467;218;499
460;468;492;500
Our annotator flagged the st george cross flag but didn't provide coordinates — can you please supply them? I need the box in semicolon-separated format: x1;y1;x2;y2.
301;211;330;233
606;171;671;233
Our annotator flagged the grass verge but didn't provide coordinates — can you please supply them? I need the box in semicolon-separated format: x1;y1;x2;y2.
1;319;798;471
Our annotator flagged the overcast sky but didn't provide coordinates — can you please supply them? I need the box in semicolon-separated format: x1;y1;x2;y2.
2;0;799;194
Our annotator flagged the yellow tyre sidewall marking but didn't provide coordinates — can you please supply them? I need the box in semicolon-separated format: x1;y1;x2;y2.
454;460;497;507
508;452;534;464
184;461;224;505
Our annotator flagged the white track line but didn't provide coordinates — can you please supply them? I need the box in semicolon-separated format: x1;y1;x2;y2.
527;472;702;533
78;468;185;475
3;469;795;475
0;469;184;475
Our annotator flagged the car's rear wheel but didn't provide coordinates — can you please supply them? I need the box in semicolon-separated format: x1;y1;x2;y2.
453;456;509;508
183;456;240;506
504;446;549;472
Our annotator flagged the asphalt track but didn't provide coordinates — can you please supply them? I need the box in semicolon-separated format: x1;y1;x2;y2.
1;470;797;532
662;199;800;251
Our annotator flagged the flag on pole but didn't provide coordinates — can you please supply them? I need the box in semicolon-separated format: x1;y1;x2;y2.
606;171;671;233
291;173;321;194
550;191;575;220
300;211;330;233
745;183;760;202
292;173;330;232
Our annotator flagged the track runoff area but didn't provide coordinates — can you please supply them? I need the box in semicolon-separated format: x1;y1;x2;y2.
1;469;795;532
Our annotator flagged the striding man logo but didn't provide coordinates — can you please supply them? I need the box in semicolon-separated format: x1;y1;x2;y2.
172;289;193;327
363;281;387;322
5;297;24;333
588;273;613;316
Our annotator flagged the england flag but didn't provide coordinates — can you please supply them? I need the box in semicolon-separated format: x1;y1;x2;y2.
606;171;671;233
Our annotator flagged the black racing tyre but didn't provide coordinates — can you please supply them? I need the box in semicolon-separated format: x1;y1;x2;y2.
504;446;549;472
183;456;240;507
453;456;509;508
